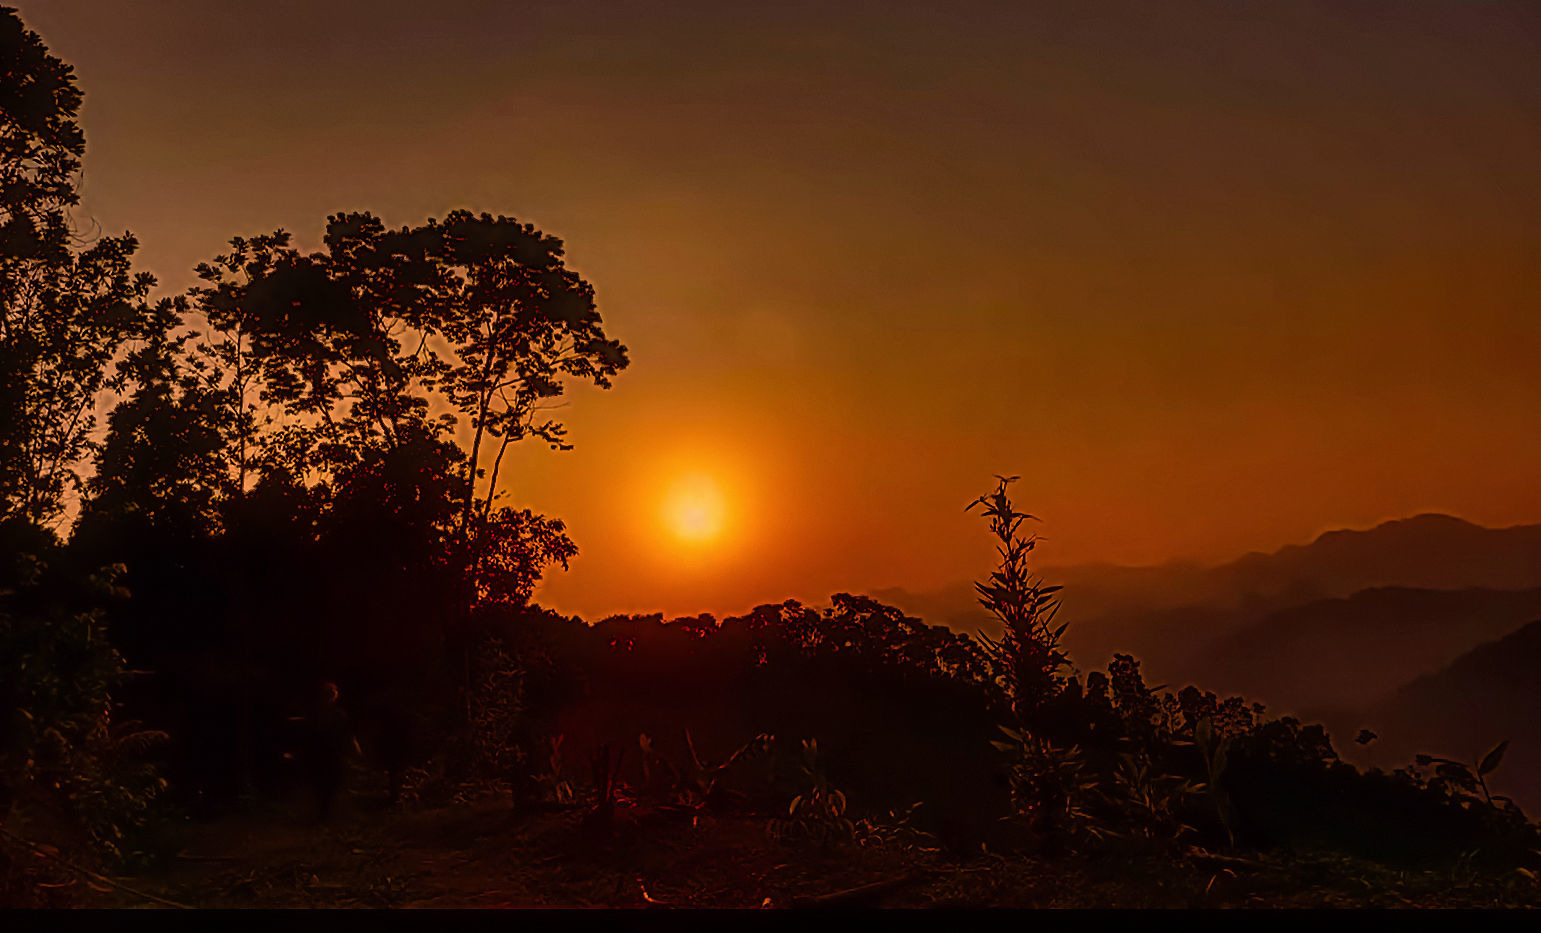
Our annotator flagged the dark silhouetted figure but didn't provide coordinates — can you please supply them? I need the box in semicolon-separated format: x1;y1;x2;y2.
304;682;358;823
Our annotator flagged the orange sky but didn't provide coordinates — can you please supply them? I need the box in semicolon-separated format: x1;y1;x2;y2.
23;1;1541;620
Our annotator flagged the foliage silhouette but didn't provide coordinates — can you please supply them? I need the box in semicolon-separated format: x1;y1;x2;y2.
0;8;157;528
0;6;629;841
0;7;167;869
767;739;855;849
969;476;1066;720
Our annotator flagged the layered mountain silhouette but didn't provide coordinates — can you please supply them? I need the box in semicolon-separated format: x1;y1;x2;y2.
1189;586;1541;714
1343;620;1541;816
882;513;1541;682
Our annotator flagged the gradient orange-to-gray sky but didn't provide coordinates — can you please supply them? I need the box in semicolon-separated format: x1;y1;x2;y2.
23;1;1541;619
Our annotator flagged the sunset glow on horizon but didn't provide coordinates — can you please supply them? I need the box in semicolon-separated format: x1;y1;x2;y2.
25;0;1541;622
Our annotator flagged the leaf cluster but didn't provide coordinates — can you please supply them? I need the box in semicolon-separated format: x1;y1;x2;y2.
767;739;856;849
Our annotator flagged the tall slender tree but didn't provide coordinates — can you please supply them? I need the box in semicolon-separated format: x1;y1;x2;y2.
0;7;152;528
0;7;163;859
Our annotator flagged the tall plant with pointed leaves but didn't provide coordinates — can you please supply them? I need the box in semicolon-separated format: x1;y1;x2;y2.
970;476;1103;847
968;475;1066;722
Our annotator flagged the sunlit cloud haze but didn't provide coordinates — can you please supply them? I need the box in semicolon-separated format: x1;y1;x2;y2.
26;0;1541;619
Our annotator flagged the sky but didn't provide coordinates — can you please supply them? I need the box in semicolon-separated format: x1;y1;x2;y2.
20;1;1541;620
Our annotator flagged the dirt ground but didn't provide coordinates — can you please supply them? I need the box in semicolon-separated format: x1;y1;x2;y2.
86;795;969;909
51;788;1539;910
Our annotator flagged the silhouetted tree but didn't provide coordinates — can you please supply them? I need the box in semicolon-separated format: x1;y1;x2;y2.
186;212;626;608
64;208;621;795
466;508;578;609
71;296;230;680
431;210;628;541
0;8;153;528
77;297;226;544
0;7;164;861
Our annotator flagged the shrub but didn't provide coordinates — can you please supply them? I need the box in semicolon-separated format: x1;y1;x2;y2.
0;527;165;865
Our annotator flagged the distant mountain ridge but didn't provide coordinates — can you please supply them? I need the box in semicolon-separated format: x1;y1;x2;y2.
1050;513;1541;621
1190;586;1541;714
1348;619;1541;817
879;513;1541;682
1205;514;1541;604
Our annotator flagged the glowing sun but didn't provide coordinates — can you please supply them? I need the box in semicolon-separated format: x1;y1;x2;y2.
662;473;728;544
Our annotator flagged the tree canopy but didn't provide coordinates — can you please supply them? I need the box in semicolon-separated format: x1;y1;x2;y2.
0;8;154;528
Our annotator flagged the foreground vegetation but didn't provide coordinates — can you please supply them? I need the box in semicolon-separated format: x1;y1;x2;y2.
26;795;1535;910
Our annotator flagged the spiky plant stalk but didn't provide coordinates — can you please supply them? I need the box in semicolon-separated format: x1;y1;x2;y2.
968;476;1066;723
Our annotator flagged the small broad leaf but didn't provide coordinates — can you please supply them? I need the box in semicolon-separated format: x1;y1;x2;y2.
1478;740;1509;776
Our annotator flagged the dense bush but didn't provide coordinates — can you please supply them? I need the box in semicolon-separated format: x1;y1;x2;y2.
0;521;166;862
